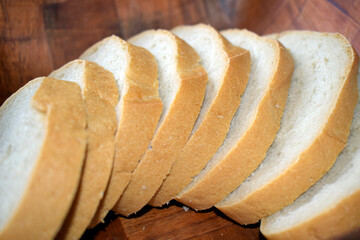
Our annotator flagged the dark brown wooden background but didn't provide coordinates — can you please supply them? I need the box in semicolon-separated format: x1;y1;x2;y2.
1;0;359;239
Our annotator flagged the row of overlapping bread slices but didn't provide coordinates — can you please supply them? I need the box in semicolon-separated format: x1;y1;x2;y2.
0;24;359;240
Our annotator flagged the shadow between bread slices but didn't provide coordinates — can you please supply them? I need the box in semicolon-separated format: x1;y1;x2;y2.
216;31;359;225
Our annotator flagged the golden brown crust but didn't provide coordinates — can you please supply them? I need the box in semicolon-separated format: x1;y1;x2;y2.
86;61;119;107
175;36;294;210
217;34;359;225
0;77;87;240
149;26;251;207
88;37;163;226
55;61;118;240
261;189;360;240
124;39;162;102
112;30;208;215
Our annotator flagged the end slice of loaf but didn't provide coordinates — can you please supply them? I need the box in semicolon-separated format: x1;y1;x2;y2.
0;77;87;240
172;29;294;210
112;29;207;216
49;60;118;240
80;36;163;226
216;31;359;225
149;24;251;207
261;74;360;240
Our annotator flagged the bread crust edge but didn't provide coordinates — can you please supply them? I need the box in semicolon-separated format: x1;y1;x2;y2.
217;33;360;225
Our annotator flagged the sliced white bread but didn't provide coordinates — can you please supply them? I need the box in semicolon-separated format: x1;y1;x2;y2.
111;29;207;216
80;36;163;225
169;29;294;210
49;60;118;240
261;76;360;240
0;77;87;240
216;31;359;224
149;24;251;207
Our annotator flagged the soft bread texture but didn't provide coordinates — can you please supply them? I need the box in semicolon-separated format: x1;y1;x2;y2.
150;24;251;207
112;29;207;216
216;31;359;224
0;77;87;240
172;29;294;210
80;36;163;225
261;77;360;240
49;60;118;240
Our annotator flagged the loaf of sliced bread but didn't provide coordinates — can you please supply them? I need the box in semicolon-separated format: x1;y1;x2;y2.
80;36;163;225
49;60;118;240
261;76;360;240
0;77;87;240
112;29;207;215
171;29;294;210
149;24;251;207
216;31;359;224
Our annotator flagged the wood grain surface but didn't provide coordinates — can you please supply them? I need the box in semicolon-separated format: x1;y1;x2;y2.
1;0;359;239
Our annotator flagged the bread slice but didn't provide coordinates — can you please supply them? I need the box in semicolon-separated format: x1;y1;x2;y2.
0;77;87;240
261;77;360;240
111;29;207;216
48;60;118;240
216;31;359;225
168;29;294;210
80;36;163;225
149;24;251;207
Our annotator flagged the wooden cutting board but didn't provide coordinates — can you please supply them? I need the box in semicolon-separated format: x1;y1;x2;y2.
1;0;359;239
